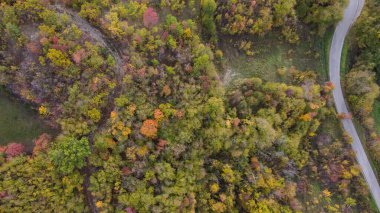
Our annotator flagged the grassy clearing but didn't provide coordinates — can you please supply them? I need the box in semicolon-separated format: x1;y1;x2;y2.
299;182;322;212
0;88;53;151
319;115;343;139
220;29;334;84
299;181;346;212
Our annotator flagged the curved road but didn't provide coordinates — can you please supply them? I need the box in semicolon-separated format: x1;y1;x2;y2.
329;0;380;209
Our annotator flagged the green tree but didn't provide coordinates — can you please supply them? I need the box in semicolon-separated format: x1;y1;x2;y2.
46;48;72;68
201;0;217;42
49;136;91;175
79;2;101;22
298;0;346;35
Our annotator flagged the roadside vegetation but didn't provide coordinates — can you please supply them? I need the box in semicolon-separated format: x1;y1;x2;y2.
344;0;380;180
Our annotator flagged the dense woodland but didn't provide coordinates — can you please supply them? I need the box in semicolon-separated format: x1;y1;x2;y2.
0;0;378;212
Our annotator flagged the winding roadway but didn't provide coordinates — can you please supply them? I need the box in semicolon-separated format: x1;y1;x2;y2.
329;0;380;209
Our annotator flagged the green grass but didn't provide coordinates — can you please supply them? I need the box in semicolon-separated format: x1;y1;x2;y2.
340;33;354;76
0;88;53;151
319;115;343;139
372;100;380;134
316;28;334;80
220;29;334;84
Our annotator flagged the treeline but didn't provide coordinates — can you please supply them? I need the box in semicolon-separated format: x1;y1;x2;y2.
199;0;346;53
66;0;347;48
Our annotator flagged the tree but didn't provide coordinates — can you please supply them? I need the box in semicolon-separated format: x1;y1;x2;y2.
5;23;21;40
353;0;380;80
140;119;158;138
49;136;91;175
255;117;278;149
72;49;86;64
46;48;72;68
33;133;51;155
298;0;346;35
200;0;217;42
87;108;101;123
345;70;379;118
143;8;159;28
154;109;164;121
79;2;101;22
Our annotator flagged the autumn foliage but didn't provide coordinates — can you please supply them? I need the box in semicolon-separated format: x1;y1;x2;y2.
33;133;51;155
5;143;25;158
72;49;86;64
337;113;352;120
122;167;132;176
143;8;159;28
0;0;374;212
156;139;167;151
324;81;335;92
140;119;158;138
154;109;164;121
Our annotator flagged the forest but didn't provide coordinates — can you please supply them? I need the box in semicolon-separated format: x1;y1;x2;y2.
0;0;379;212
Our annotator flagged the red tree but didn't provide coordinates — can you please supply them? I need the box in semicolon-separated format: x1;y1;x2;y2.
156;139;168;151
125;207;136;213
33;133;51;155
122;167;132;176
52;35;59;44
72;49;86;64
0;146;6;153
5;143;25;158
143;8;159;28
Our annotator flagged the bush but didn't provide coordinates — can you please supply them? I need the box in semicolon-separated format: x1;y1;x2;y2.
5;143;25;158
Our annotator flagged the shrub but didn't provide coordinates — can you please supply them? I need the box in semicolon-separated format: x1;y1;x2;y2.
5;143;25;158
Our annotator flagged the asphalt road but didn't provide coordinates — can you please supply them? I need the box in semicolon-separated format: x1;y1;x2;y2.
329;0;380;208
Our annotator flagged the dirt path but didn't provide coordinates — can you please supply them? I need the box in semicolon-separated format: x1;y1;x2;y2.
50;4;124;80
50;4;125;212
